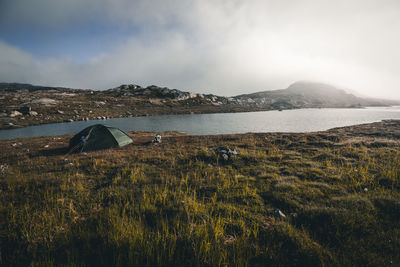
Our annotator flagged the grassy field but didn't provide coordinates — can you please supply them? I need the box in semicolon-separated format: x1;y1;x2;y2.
0;121;399;266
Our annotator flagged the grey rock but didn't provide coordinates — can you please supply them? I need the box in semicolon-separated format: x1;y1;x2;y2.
29;111;38;116
213;147;239;160
274;209;286;218
65;162;74;168
0;164;8;175
31;98;58;106
152;135;162;143
9;110;22;117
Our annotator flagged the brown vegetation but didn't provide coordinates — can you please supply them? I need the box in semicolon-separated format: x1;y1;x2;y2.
0;120;399;266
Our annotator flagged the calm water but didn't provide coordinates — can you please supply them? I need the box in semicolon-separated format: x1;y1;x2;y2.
1;107;400;140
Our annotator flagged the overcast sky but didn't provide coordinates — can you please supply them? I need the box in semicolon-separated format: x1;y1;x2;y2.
0;0;399;98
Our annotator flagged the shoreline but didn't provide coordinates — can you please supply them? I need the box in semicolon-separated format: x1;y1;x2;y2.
1;105;379;130
1;107;398;141
2;82;396;130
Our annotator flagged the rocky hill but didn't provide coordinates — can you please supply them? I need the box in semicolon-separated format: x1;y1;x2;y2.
0;83;239;129
234;81;398;109
0;81;398;129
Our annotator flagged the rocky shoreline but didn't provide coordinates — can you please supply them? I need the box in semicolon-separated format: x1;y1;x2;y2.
1;81;397;130
0;83;271;130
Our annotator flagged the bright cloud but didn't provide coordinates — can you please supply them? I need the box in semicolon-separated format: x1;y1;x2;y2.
0;0;399;98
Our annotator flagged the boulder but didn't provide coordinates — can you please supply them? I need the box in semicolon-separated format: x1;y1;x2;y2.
31;98;58;106
213;147;239;161
152;134;162;143
9;111;22;117
0;164;8;175
29;111;38;116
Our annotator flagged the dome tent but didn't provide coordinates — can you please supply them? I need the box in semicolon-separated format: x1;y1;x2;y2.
69;124;133;152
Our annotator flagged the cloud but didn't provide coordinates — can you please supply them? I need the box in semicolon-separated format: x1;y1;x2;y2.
0;0;400;98
0;41;39;83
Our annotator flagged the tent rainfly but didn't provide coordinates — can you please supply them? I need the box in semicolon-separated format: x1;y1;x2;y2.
69;124;133;152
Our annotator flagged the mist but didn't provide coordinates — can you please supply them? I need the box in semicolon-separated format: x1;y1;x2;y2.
0;0;399;98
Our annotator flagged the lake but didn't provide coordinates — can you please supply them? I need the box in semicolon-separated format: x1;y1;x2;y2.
1;107;400;140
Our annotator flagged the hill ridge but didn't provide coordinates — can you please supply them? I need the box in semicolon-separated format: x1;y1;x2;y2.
1;81;399;129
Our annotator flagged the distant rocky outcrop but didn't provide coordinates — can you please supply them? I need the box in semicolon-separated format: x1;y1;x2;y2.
104;84;228;104
234;81;398;109
1;81;399;130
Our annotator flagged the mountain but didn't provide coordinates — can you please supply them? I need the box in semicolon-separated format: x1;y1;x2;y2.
234;81;398;109
1;81;399;129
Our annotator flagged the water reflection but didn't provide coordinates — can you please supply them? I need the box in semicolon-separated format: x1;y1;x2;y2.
1;107;400;140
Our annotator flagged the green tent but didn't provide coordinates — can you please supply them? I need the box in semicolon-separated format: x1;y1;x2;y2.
69;124;133;152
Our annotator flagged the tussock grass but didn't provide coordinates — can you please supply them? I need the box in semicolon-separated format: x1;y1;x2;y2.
1;121;400;266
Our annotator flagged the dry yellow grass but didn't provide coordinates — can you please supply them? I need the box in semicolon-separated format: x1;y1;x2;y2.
0;121;399;266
